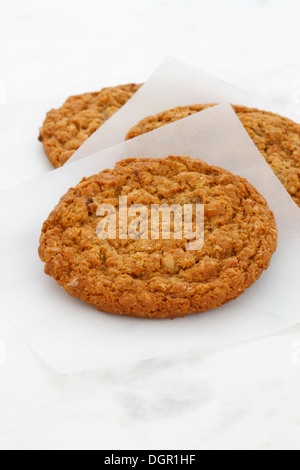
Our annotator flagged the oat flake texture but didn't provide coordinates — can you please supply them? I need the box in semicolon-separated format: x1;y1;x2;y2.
126;104;300;207
39;156;278;319
39;83;141;168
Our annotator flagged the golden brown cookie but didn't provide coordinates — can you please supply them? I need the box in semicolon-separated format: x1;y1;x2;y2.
39;83;141;168
39;156;277;319
126;105;300;207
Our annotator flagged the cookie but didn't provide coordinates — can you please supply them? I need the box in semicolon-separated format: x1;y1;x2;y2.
126;105;300;207
39;156;277;319
39;83;141;168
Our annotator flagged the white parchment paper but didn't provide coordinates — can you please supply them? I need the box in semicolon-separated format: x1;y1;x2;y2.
1;104;300;374
68;57;299;164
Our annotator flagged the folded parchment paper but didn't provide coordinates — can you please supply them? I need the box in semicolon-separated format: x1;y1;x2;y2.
0;104;299;373
68;57;299;164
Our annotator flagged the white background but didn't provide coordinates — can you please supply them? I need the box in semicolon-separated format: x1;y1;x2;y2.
0;0;300;450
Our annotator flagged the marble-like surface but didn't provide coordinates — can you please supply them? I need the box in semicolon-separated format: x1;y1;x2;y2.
0;0;300;450
0;311;299;450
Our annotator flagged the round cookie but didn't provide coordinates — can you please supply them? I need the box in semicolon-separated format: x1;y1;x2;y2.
39;83;141;168
126;105;300;207
39;156;277;319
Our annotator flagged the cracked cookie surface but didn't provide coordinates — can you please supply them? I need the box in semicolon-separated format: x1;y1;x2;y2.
126;104;300;207
39;156;278;319
39;83;141;168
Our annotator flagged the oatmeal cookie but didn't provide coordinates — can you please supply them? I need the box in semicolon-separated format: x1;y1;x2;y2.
126;105;300;207
39;83;141;168
39;156;277;319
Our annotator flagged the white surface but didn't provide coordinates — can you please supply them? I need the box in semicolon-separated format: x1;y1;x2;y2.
1;0;300;450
